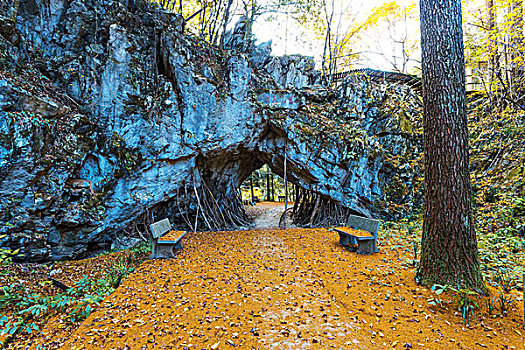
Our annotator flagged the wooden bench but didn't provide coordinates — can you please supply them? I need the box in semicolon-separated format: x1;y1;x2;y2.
149;218;186;259
335;215;380;254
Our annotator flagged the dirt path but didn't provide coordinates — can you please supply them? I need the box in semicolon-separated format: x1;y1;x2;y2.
247;201;297;230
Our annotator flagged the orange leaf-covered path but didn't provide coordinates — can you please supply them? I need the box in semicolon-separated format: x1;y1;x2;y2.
51;228;522;350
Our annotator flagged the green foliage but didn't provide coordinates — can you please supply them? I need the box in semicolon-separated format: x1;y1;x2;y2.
513;198;525;217
431;284;479;326
0;247;19;266
388;213;522;322
106;256;134;290
0;257;134;338
485;295;497;315
464;0;525;104
5;111;52;129
0;285;22;310
491;267;517;292
129;242;151;255
109;132;140;176
496;290;516;314
483;186;499;204
0;235;21;272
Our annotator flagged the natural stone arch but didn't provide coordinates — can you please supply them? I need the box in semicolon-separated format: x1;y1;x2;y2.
0;0;422;261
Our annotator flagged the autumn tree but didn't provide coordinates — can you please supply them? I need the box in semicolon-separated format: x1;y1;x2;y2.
463;0;525;108
318;0;367;82
418;0;485;291
151;0;236;45
360;1;420;73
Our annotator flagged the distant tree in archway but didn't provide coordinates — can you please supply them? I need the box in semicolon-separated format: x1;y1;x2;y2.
418;0;485;292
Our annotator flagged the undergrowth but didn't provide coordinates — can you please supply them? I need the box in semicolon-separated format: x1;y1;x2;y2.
0;245;147;346
431;284;479;326
381;191;524;326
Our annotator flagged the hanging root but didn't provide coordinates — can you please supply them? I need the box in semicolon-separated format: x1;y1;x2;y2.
279;208;294;229
172;176;251;231
291;188;358;227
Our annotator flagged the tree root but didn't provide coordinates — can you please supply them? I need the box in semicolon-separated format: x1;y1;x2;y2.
291;189;358;227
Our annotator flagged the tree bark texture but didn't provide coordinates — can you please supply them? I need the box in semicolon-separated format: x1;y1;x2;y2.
419;0;484;292
284;142;288;229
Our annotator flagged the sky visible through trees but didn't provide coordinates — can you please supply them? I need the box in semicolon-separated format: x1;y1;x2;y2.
252;0;420;72
154;0;525;79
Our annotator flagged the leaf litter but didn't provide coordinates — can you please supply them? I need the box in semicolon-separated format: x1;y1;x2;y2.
4;228;524;349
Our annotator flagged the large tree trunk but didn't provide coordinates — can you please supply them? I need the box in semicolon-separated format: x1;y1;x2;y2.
419;0;485;292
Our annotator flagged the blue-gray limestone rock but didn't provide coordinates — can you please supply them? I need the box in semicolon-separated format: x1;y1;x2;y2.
0;0;421;261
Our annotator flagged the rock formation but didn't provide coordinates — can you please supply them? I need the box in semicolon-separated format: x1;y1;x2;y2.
0;0;422;261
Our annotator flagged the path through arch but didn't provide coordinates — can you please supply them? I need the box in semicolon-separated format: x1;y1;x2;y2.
247;201;297;230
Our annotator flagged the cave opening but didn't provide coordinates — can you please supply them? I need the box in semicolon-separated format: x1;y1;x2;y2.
236;160;358;229
238;163;299;229
138;144;362;238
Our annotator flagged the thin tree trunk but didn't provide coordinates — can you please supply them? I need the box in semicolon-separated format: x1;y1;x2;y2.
219;0;234;49
266;171;270;201
284;142;288;229
486;0;497;91
271;174;275;201
321;0;335;85
250;177;254;200
419;0;485;292
510;1;524;96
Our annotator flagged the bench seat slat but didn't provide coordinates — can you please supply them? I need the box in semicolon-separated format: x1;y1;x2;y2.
158;231;186;244
334;227;373;238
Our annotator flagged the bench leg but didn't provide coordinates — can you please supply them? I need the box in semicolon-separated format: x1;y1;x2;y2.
174;240;183;250
150;244;176;259
338;233;350;246
155;244;176;259
357;239;374;254
149;240;158;259
149;237;184;259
